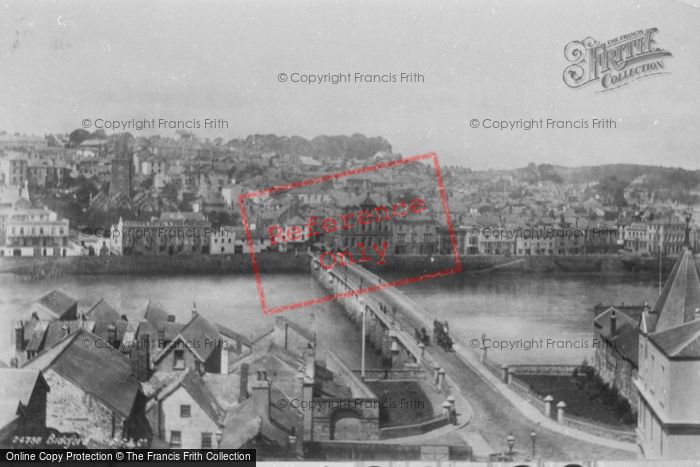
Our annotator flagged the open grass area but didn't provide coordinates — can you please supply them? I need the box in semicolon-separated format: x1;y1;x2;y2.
517;373;636;427
366;380;435;427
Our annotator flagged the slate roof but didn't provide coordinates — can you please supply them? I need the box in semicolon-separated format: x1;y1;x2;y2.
216;323;251;348
23;329;139;417
594;307;640;338
649;320;700;358
652;248;700;333
138;300;170;327
42;320;93;350
180;370;226;425
177;313;221;362
610;323;640;366
85;298;121;339
0;369;47;428
24;320;50;353
35;290;77;319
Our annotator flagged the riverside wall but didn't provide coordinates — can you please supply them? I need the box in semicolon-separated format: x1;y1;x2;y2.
0;252;677;277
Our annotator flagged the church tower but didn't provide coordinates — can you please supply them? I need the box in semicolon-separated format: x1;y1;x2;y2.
109;143;133;198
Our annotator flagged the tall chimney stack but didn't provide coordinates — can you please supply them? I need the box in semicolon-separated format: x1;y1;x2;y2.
610;310;617;336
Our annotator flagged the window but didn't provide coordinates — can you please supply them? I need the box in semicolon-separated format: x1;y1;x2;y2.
170;431;182;447
174;349;185;369
201;432;213;448
180;405;191;417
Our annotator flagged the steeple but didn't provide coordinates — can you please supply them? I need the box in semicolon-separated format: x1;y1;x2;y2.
651;247;700;333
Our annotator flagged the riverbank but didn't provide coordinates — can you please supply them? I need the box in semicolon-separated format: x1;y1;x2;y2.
0;252;680;277
0;252;310;277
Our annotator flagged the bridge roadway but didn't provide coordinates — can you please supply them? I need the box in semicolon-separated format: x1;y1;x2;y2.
330;260;639;461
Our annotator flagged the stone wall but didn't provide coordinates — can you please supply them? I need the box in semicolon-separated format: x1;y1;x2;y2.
43;369;126;446
0;251;310;276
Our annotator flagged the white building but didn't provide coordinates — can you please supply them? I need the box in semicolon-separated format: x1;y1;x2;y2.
635;245;700;459
1;207;72;257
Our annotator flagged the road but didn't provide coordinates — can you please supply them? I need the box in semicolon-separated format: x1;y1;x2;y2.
343;263;638;461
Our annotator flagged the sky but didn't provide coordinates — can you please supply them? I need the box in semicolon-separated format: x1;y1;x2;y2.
0;0;698;170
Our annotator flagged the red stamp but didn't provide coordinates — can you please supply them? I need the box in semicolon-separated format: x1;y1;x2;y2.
238;152;462;315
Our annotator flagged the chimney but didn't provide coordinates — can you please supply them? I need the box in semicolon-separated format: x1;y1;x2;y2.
14;322;24;354
107;324;117;347
238;363;250;401
130;334;151;381
610;310;617;336
252;370;271;421
191;302;198;319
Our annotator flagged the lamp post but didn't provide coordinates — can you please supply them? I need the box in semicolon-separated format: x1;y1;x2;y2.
215;429;223;448
530;431;536;458
506;433;515;459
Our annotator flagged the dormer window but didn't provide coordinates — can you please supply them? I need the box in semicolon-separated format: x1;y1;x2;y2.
173;349;185;369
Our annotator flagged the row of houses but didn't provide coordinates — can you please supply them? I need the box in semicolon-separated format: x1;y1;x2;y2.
3;290;385;450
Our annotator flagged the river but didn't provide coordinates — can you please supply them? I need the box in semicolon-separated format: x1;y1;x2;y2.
0;271;660;366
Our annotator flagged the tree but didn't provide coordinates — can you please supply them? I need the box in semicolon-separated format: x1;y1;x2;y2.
161;182;179;204
68;129;92;147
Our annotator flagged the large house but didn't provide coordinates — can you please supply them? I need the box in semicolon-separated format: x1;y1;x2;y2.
143;370;226;449
150;305;251;375
593;304;647;412
635;245;700;459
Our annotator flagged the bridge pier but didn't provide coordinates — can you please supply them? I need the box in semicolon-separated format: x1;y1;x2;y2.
312;257;420;370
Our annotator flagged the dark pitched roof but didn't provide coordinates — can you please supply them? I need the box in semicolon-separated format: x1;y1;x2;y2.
216;323;251;348
138;300;170;328
652;248;700;333
178;313;221;362
25;320;49;353
43;320;90;350
594;307;640;339
86;299;121;338
23;329;139;417
649;320;700;358
35;290;77;318
610;323;639;366
0;369;48;428
0;369;47;406
180;371;225;426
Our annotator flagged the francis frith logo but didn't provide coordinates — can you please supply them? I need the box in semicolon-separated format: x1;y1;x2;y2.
563;28;672;92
